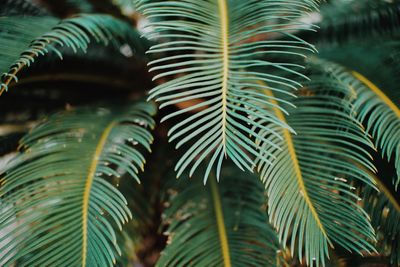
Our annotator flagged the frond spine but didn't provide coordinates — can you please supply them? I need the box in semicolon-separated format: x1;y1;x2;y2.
82;121;117;267
210;178;231;267
263;85;329;240
218;0;229;154
351;71;400;118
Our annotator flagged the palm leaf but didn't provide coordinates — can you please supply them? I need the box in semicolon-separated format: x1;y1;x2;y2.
135;0;318;180
316;40;400;102
0;102;156;266
312;58;400;189
157;166;281;267
256;66;377;266
352;71;400;187
114;137;177;266
0;14;142;94
361;173;400;266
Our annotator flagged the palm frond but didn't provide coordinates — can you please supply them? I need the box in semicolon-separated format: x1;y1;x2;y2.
312;58;400;189
0;14;142;94
362;173;400;266
157;166;281;267
135;0;319;180
317;40;400;102
0;102;156;266
114;136;177;267
256;65;377;266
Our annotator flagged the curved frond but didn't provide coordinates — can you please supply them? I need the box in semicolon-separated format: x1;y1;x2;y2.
316;40;400;101
256;68;377;266
362;173;400;266
312;58;400;189
114;138;178;266
0;102;156;267
0;14;142;94
135;0;319;180
157;167;281;267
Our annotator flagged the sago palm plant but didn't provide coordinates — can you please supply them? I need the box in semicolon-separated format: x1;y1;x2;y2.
0;0;399;266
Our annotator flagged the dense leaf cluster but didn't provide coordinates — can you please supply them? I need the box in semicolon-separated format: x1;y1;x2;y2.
0;0;399;266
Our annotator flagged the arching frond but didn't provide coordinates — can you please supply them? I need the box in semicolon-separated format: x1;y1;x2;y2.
0;14;142;94
316;40;400;100
114;137;177;267
352;72;400;186
312;58;400;189
157;167;281;267
0;102;156;267
362;173;400;266
256;68;377;266
135;0;319;180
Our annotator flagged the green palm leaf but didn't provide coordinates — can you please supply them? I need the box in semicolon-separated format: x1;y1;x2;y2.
316;40;400;99
313;58;400;189
352;71;400;187
114;138;178;266
0;14;142;94
256;66;377;266
362;173;400;266
157;167;281;267
0;102;156;266
135;0;318;180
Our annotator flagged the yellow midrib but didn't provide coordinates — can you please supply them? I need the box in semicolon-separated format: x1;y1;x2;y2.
374;175;400;212
352;71;400;118
351;72;400;211
81;121;116;267
210;178;231;267
218;0;229;153
263;87;328;239
0;52;36;96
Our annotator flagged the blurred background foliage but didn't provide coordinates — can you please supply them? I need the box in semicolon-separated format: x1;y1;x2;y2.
0;0;399;266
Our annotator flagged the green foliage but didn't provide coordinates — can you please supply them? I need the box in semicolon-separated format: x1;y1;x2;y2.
312;58;400;189
0;14;143;94
304;0;400;44
0;1;399;266
157;167;281;267
0;0;48;16
317;40;400;102
361;177;400;266
135;0;318;181
0;102;156;266
256;64;377;266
